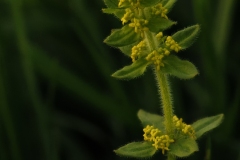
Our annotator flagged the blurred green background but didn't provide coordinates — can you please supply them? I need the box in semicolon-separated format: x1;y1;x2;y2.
0;0;240;159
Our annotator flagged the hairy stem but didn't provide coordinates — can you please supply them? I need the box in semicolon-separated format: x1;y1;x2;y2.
155;71;175;160
155;70;174;135
156;71;175;160
143;7;175;159
143;28;174;136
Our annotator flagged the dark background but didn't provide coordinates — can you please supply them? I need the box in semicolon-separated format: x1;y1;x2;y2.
0;0;240;160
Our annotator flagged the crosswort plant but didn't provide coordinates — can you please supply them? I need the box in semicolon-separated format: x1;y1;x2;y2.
102;0;224;159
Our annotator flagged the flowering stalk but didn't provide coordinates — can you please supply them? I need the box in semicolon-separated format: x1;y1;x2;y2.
102;0;224;159
156;71;174;135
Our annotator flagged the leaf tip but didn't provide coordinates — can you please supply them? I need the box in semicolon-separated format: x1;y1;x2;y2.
111;72;118;78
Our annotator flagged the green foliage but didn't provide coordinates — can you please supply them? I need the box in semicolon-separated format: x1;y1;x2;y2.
104;0;224;159
147;17;176;33
111;58;149;79
140;0;161;7
137;109;165;131
114;142;157;158
118;109;221;158
104;25;141;47
172;25;200;50
162;0;177;9
169;138;199;157
103;0;200;80
1;0;238;160
102;8;125;19
192;114;224;139
161;55;198;79
119;42;137;56
104;0;118;8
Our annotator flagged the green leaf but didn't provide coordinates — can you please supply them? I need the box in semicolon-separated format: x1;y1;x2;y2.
143;7;153;20
112;59;149;79
140;0;161;7
104;25;141;47
169;138;198;157
114;142;157;158
162;0;177;10
192;114;224;139
137;109;165;131
118;1;131;8
147;17;176;33
172;25;200;49
119;42;138;57
102;8;125;19
103;0;118;8
161;55;198;79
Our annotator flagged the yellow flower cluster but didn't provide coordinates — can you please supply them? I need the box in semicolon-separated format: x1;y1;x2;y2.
165;36;181;52
129;18;149;36
121;8;134;24
156;32;163;40
131;40;146;62
143;125;174;154
118;0;140;8
145;47;169;70
118;0;128;7
146;50;164;70
152;135;174;154
151;3;168;19
173;116;196;139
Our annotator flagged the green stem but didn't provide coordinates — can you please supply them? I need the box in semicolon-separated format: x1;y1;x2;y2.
143;29;174;136
142;10;175;160
155;70;175;160
155;71;174;135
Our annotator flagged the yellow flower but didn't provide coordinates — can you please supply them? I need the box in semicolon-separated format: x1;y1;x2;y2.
143;125;174;154
131;40;146;62
151;3;168;19
146;49;167;70
152;135;174;154
165;36;181;52
129;18;149;36
173;115;196;139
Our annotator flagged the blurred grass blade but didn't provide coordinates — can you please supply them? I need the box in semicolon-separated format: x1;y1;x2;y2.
204;137;211;160
71;20;130;108
213;0;236;57
30;45;136;125
60;132;92;160
9;0;51;159
219;82;240;139
54;112;106;143
0;45;21;160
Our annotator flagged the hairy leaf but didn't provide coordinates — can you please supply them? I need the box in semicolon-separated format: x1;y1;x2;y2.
162;0;177;10
192;114;224;139
112;59;149;79
172;25;200;49
102;8;125;19
119;42;138;57
140;0;161;7
137;109;165;131
147;17;176;33
169;138;198;157
103;0;119;8
104;25;141;47
161;55;198;79
114;142;156;158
